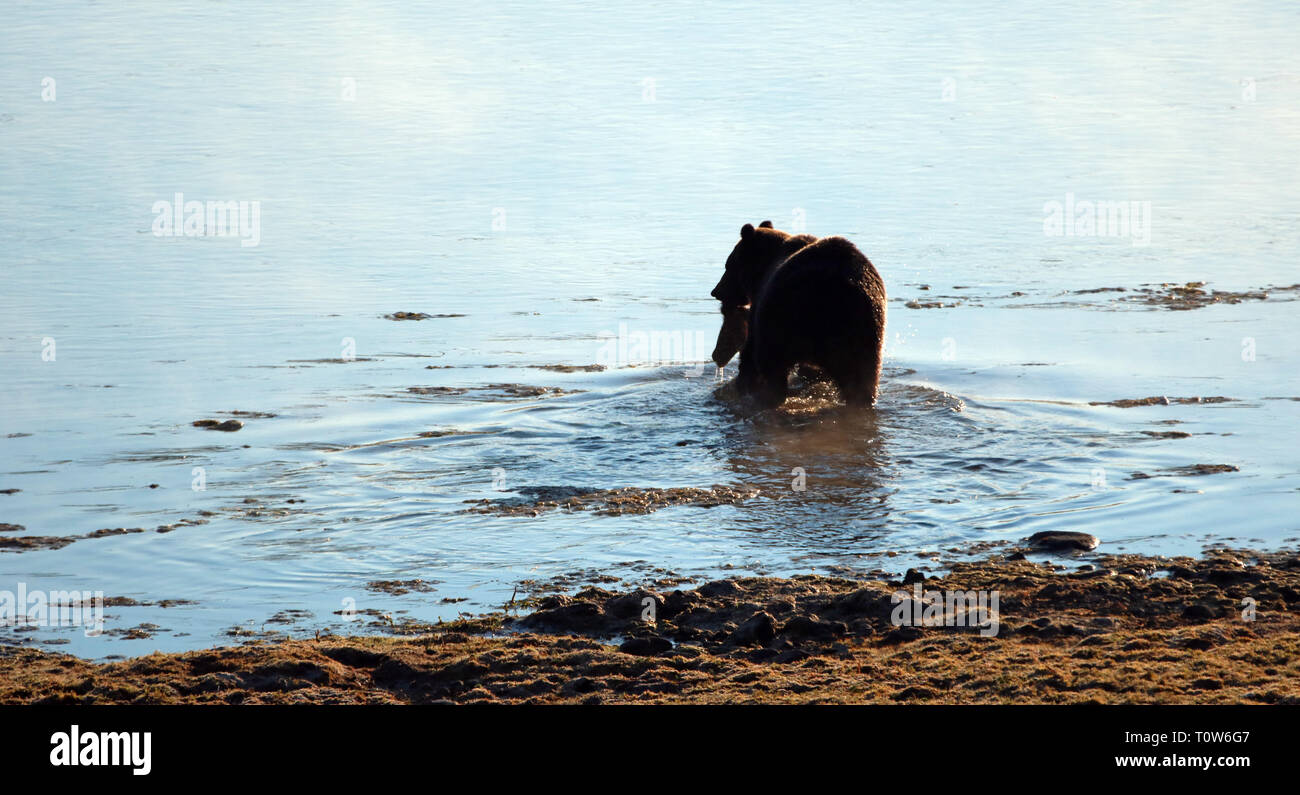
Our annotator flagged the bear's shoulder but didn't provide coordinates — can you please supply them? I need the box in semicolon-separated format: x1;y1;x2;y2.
780;235;880;287
777;233;819;260
809;235;858;251
785;235;866;263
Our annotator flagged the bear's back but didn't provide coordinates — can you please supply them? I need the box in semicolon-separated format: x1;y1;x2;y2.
767;235;884;301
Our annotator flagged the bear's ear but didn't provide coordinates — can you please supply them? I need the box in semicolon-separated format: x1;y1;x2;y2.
758;220;773;228
740;223;755;239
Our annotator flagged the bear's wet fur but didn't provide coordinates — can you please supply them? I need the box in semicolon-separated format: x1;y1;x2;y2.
710;221;886;408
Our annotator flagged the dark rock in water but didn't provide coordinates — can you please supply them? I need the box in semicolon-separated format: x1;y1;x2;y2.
1006;551;1027;561
1027;531;1099;551
730;612;776;646
0;535;76;551
1166;463;1239;477
193;419;243;432
1090;395;1235;408
619;636;672;656
0;523;25;533
902;568;926;585
85;527;145;539
1182;604;1215;621
386;311;465;320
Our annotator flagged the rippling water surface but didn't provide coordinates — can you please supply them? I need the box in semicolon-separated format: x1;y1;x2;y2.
2;1;1299;656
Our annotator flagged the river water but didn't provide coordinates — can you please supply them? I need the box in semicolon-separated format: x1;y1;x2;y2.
2;1;1298;657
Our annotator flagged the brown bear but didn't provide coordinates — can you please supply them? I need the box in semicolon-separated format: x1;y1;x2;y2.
710;221;886;408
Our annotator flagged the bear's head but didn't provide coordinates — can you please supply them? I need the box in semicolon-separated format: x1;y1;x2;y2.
709;220;790;313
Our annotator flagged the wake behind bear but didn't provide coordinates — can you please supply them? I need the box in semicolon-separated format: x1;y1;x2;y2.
710;221;886;409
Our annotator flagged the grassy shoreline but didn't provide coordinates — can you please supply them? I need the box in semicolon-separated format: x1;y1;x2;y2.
4;547;1299;704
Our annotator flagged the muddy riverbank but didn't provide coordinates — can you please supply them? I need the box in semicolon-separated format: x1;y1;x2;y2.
4;546;1297;704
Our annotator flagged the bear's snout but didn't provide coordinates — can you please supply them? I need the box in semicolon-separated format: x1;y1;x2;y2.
711;273;746;311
